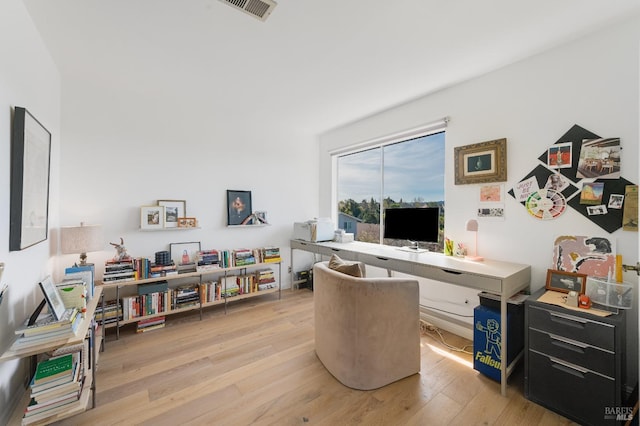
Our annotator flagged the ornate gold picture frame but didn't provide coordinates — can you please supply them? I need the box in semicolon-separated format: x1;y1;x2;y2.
454;138;507;185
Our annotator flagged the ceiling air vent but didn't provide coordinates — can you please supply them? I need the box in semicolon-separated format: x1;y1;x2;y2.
218;0;277;22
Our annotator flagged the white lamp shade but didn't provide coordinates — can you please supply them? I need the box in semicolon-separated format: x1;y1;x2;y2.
61;224;103;256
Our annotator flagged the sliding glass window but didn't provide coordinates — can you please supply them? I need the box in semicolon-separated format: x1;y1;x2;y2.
336;130;445;251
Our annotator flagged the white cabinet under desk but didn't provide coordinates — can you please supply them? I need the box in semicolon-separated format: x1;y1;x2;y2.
290;239;531;397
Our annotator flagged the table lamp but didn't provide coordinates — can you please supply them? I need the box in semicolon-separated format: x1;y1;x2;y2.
465;219;484;261
61;222;103;266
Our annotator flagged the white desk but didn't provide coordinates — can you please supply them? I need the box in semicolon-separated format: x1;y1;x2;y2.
291;239;531;396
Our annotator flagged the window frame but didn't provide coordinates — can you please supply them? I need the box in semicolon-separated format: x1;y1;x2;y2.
331;118;448;245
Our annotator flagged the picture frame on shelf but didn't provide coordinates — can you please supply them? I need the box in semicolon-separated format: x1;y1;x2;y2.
170;241;201;266
227;190;252;225
39;276;67;320
141;205;164;230
177;217;197;228
454;138;507;185
545;269;587;294
9;107;52;251
158;199;186;228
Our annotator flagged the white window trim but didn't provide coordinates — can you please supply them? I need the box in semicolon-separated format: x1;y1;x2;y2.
329;117;449;157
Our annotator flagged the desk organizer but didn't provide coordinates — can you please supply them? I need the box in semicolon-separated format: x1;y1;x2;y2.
585;277;633;309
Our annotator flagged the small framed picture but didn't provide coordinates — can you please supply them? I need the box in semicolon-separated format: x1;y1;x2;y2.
227;190;252;225
178;217;197;228
545;269;587;294
39;276;67;320
170;241;202;266
454;138;507;185
141;205;165;230
158;200;186;228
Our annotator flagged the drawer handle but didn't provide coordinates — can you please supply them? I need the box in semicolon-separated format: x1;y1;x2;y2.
549;311;588;328
549;333;588;353
375;257;389;261
549;356;588;378
331;248;341;252
442;269;462;275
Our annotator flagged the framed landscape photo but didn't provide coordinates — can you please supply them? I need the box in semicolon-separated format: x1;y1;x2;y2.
227;190;252;225
454;138;507;185
10;107;52;251
545;269;587;294
158;199;186;228
141;205;164;230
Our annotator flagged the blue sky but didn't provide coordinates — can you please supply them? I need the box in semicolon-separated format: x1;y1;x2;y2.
338;132;445;203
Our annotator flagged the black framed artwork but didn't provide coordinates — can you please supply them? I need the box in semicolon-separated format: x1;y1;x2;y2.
227;190;252;225
10;107;51;251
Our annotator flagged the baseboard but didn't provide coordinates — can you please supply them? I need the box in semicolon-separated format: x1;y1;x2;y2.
420;306;473;341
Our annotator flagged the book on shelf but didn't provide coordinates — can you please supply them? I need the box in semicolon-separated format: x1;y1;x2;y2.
138;281;169;295
94;300;122;324
197;249;219;268
232;249;256;266
261;247;281;263
177;262;197;274
56;281;87;315
33;353;75;386
200;281;221;303
122;291;169;320
15;308;79;337
24;352;83;424
64;264;95;299
104;259;136;283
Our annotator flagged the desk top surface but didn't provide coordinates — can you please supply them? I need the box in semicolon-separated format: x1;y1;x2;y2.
292;240;530;280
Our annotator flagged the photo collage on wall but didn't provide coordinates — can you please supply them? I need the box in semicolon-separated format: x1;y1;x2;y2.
508;124;637;233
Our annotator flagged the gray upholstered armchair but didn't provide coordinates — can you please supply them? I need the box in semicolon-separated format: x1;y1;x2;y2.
313;259;421;390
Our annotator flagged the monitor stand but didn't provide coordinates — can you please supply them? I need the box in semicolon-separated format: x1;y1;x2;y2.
397;241;429;253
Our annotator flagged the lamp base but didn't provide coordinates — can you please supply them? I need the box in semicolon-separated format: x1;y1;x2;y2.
465;255;484;262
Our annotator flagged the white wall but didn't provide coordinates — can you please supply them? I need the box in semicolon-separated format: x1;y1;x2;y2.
0;0;61;421
54;56;320;282
319;14;639;388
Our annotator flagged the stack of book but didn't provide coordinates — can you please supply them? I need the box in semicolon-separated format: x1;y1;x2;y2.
176;262;197;274
94;300;122;325
256;269;277;290
196;250;220;272
232;249;256;266
14;308;81;348
103;260;135;283
136;316;165;333
171;285;200;309
261;247;281;263
148;262;177;278
23;352;83;424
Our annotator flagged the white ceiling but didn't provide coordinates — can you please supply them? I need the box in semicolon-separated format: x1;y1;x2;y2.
23;0;640;136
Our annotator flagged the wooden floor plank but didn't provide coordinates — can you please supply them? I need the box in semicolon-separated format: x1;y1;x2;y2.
52;289;577;426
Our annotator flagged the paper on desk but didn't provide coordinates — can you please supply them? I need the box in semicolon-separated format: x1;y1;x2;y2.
537;290;612;317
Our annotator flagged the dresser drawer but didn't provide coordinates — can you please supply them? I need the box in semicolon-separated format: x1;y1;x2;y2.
528;328;615;377
527;305;615;351
526;350;617;425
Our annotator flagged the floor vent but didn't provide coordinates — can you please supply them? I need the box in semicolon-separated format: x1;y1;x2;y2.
218;0;277;22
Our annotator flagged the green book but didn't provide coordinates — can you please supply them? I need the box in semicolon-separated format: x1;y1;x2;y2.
33;354;73;385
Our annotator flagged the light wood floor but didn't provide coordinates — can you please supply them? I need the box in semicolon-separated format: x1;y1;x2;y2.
54;289;576;426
